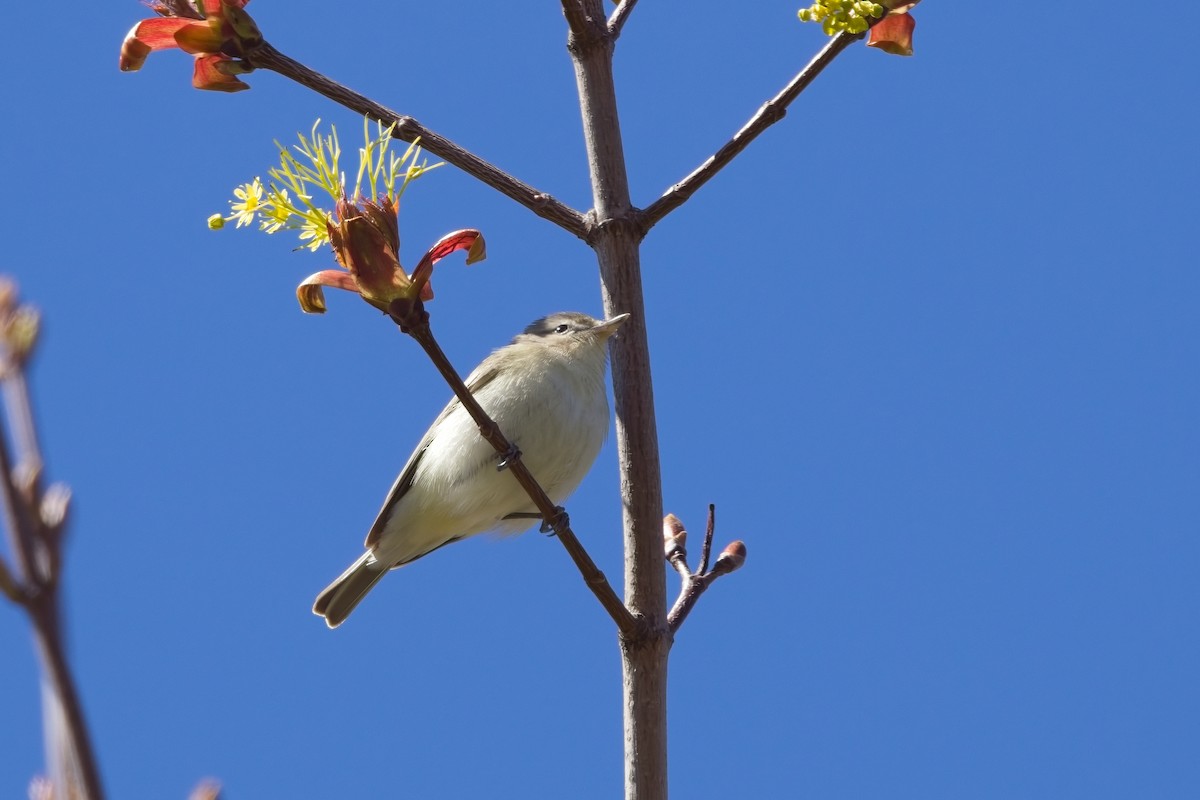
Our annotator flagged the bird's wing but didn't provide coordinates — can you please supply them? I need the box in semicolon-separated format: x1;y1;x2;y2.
363;362;502;549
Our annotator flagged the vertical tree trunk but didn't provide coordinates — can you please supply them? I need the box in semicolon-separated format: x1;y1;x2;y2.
565;7;672;798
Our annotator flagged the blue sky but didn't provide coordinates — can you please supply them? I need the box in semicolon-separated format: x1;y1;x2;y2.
2;2;1198;798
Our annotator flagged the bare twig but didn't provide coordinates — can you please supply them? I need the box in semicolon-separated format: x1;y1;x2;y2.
388;300;638;636
608;0;640;40
0;283;104;800
639;31;860;232
243;42;589;241
664;507;746;634
698;503;714;576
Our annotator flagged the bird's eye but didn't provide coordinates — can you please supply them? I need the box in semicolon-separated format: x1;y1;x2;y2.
554;324;571;334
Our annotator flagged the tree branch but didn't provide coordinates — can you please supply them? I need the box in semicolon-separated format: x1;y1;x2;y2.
697;503;714;576
0;284;104;800
244;42;590;241
662;508;745;634
564;5;671;796
387;300;638;637
561;0;603;40
608;0;640;40
639;30;860;232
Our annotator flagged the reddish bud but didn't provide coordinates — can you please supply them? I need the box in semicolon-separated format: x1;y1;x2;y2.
713;540;747;574
40;483;71;532
663;513;688;559
189;780;223;800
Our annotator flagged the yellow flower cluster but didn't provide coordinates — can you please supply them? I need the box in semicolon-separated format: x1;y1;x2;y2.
209;118;440;251
797;1;884;35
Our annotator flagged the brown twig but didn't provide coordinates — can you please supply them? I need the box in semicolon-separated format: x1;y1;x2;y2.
608;0;640;40
388;299;638;637
0;285;104;800
243;42;590;241
698;503;715;576
663;507;746;634
639;30;860;232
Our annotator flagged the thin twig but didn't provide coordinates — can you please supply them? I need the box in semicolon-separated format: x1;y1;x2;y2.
698;503;714;576
0;347;104;800
0;388;38;587
667;572;715;633
664;507;744;633
244;42;590;241
608;0;640;40
390;301;638;636
639;31;860;232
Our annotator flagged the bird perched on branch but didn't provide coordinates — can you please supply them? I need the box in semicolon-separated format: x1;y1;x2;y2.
314;311;629;628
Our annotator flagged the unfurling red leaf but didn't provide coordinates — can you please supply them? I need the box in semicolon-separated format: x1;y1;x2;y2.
867;12;916;56
296;270;362;314
408;229;486;300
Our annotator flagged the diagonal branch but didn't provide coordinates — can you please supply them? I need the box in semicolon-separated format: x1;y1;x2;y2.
639;30;860;232
608;0;640;40
388;300;639;637
244;42;589;241
0;300;104;800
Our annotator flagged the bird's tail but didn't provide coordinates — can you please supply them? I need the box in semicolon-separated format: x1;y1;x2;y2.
313;553;388;628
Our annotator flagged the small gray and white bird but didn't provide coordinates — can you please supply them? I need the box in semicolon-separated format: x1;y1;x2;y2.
313;311;629;628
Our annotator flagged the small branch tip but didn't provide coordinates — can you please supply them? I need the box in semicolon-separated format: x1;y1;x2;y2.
712;540;747;575
663;513;687;560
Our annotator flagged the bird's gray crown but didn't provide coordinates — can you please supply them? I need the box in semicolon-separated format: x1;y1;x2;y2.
519;312;602;339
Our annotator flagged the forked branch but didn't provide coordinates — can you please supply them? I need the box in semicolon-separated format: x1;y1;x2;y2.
664;506;746;633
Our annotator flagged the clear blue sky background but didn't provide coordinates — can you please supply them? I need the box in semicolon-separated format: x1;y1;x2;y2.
1;2;1197;798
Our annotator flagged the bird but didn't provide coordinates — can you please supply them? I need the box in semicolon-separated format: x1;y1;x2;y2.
313;311;629;628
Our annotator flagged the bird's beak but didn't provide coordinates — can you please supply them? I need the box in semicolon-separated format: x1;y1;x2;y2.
592;312;630;340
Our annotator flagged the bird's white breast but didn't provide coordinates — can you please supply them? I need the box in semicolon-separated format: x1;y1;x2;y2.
372;345;609;565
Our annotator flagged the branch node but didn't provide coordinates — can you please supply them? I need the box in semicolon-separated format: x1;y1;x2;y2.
386;297;430;334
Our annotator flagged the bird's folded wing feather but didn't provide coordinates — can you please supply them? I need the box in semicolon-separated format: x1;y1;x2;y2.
363;363;502;548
